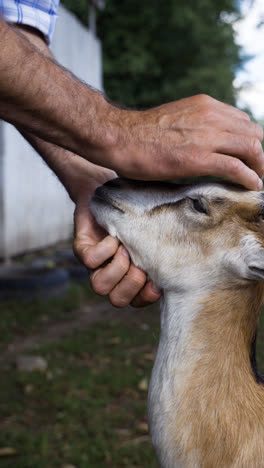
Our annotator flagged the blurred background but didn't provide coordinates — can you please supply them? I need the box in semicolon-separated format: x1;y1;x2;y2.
0;1;264;467
64;0;264;116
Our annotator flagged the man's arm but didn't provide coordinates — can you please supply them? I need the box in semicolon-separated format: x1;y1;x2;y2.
0;17;264;190
15;24;160;308
0;17;116;167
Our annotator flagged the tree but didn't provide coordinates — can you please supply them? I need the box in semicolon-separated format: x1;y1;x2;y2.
62;0;246;109
62;0;90;25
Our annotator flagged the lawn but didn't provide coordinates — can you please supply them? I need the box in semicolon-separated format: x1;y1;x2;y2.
1;284;264;468
0;285;160;468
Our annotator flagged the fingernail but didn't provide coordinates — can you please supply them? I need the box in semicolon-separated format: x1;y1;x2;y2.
151;281;162;295
121;246;130;258
258;178;263;190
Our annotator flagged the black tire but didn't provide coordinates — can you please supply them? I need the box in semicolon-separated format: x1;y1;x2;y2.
55;250;89;282
0;266;70;300
31;250;89;283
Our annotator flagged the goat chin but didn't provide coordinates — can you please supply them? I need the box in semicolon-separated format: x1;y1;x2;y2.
91;178;264;468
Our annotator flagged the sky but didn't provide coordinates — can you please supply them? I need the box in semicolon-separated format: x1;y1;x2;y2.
234;0;264;120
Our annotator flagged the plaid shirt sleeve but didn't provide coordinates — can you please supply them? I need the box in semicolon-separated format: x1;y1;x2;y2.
0;0;60;43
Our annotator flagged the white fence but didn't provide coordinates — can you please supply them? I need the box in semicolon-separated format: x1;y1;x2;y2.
0;5;102;259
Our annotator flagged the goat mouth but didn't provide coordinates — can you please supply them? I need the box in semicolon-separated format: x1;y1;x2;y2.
248;266;264;280
91;193;125;214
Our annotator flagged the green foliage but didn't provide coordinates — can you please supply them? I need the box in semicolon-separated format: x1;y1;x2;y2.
62;0;90;23
61;0;245;108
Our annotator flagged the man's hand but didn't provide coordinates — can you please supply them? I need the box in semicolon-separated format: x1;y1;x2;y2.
23;132;162;308
22;128;162;308
112;95;264;191
74;191;162;308
1;20;263;191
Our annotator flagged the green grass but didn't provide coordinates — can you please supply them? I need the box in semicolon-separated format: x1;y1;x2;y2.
0;282;99;353
0;293;160;468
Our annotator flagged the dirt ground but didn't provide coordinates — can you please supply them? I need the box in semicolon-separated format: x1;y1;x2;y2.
0;299;159;363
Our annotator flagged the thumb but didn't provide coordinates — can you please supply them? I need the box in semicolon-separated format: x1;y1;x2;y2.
73;200;119;269
74;199;105;243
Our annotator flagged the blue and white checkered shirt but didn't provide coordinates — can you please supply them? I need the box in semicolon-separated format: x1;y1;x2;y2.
0;0;60;43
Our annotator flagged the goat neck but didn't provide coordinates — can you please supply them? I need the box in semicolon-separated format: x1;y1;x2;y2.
149;281;264;468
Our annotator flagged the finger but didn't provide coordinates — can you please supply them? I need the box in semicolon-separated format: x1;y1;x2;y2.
213;132;264;177
211;116;263;142
90;245;130;296
203;153;263;191
131;281;162;308
79;235;120;269
109;264;147;308
74;203;106;240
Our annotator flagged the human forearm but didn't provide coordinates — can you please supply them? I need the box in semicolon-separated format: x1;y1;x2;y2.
4;23;160;310
21;131;115;202
10;25;115;203
11;24;116;201
0;18;118;169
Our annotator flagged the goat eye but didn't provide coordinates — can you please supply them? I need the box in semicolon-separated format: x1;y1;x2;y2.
191;198;208;215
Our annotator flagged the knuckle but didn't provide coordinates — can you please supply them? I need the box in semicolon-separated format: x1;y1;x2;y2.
73;242;87;266
197;94;211;105
73;238;78;251
255;124;264;141
109;292;128;308
83;250;98;269
115;255;130;274
91;277;108;296
237;110;250;122
105;235;119;251
242;111;250;121
93;285;108;296
199;106;214;122
249;137;262;157
196;95;214;114
228;158;241;175
129;270;146;289
73;240;81;258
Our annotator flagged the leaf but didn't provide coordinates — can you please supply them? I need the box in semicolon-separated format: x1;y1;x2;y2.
138;377;148;391
143;352;156;361
137;422;149;433
0;447;17;457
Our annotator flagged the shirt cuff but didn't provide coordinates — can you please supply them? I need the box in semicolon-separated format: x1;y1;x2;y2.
0;1;60;44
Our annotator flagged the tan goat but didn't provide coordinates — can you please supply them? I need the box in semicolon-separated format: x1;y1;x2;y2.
91;178;264;468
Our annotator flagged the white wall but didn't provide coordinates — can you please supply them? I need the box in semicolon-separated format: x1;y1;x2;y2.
0;5;102;259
